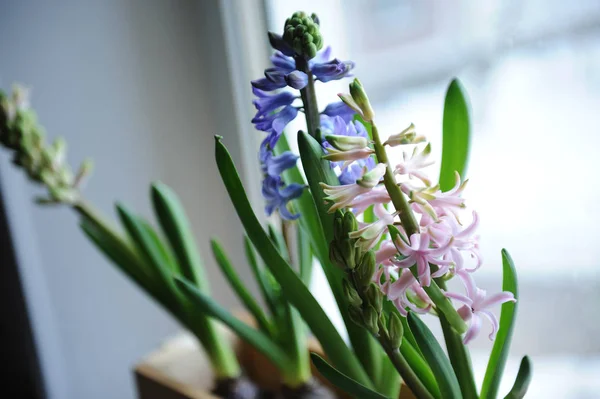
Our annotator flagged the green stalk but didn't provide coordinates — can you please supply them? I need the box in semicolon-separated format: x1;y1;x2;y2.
371;124;467;335
74;201;240;379
295;56;321;141
437;279;477;399
376;319;434;399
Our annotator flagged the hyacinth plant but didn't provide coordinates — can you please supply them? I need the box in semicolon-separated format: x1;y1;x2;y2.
0;10;533;399
195;11;531;399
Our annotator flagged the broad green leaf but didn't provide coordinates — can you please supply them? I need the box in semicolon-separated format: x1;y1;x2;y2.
298;227;313;284
310;354;389;399
79;216;168;309
504;356;532;399
377;354;401;399
268;223;291;262
243;236;281;319
440;78;471;191
400;336;440;399
210;238;273;336
176;278;291;373
151;182;209;291
481;249;520;399
408;313;463;399
116;204;178;294
297;131;381;383
140;220;178;273
214;136;372;387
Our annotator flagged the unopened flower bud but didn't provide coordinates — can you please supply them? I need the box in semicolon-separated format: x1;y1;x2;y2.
329;242;345;268
340;239;355;269
343;211;358;234
349;79;374;121
365;283;383;315
384;123;426;147
333;211;345;241
348;305;363;327
325;134;369;152
354;250;376;287
356;163;386;188
363;305;380;334
283;11;323;59
343;279;363;308
388;312;404;349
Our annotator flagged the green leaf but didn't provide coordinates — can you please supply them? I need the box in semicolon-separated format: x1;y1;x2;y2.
214;136;372;388
176;277;291;373
481;249;520;399
298;227;313;284
210;238;273;336
400;336;440;399
297;130;381;383
116;203;178;295
503;356;532;399
268;223;291;262
377;354;401;399
408;313;463;399
151;182;209;291
79;216;168;308
243;236;282;319
310;354;389;399
80;206;241;378
440;78;471;192
140;219;178;273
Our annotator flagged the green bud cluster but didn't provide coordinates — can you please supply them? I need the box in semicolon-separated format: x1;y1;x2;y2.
331;210;404;345
0;85;92;204
282;11;323;59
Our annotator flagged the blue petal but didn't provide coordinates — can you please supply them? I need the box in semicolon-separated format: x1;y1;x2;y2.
321;102;355;123
312;59;355;82
252;77;286;91
268;33;295;57
252;90;296;118
271;52;296;72
285;71;309;90
265;151;299;178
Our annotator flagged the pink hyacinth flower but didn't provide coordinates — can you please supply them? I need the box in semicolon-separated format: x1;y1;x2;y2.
349;204;395;251
446;271;516;344
428;211;482;277
402;172;468;220
320;164;386;212
392;232;454;287
394;143;434;185
385;269;432;316
375;240;398;266
349;187;391;215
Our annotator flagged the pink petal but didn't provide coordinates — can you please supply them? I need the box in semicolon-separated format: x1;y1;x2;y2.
444;291;473;306
479;291;516;310
463;313;482;345
479;309;500;341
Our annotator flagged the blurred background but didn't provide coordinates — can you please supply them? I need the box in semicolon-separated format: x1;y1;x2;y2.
1;0;599;398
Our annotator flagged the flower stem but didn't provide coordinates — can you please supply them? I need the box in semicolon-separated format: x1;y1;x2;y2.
436;279;477;398
371;123;467;335
371;124;419;236
295;57;321;141
376;320;435;399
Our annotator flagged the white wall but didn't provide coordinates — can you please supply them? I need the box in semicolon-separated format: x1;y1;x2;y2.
0;1;255;398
